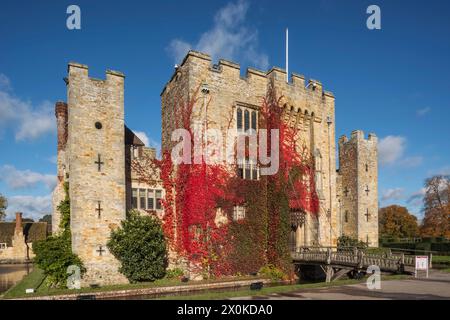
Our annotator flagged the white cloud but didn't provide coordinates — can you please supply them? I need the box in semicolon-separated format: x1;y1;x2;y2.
416;107;431;117
381;188;404;202
0;73;11;90
378;135;422;168
133;130;149;147
5;194;52;221
407;188;426;207
167;0;269;70
400;156;423;167
378;135;406;165
133;130;161;157
0;165;56;190
0;74;55;141
429;166;450;176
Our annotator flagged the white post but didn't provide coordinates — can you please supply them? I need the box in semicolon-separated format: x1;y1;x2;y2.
286;28;289;83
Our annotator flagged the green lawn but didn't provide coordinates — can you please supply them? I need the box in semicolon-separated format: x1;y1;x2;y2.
432;255;450;265
2;268;46;299
1;268;264;299
156;274;410;300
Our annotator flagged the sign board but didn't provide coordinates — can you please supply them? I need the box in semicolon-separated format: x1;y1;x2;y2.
415;256;429;278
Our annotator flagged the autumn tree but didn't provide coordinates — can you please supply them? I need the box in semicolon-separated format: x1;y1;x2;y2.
420;175;450;238
379;205;419;239
0;193;7;221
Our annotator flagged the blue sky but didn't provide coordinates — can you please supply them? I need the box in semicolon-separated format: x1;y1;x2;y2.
0;0;449;221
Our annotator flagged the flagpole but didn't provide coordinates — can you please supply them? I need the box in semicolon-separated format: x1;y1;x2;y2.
286;28;289;83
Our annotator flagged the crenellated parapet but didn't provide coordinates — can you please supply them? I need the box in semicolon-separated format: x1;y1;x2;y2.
161;51;335;122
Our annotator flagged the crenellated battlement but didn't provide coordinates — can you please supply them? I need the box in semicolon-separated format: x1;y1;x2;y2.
162;50;334;102
339;130;378;146
68;62;125;83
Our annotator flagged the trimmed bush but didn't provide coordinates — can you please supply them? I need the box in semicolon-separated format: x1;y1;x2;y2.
107;210;168;282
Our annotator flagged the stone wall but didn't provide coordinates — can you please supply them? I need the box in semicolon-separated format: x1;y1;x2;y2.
67;62;128;286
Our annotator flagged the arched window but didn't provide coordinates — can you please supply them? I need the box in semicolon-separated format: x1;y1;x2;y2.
237;108;242;131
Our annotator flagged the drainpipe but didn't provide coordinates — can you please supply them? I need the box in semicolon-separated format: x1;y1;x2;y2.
327;116;333;247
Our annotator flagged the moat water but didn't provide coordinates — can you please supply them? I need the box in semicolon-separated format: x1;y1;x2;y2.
0;264;33;294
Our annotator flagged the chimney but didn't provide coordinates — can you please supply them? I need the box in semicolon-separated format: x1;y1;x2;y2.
55;101;68;152
15;212;23;234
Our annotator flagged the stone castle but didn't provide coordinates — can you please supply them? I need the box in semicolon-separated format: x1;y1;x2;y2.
52;51;378;286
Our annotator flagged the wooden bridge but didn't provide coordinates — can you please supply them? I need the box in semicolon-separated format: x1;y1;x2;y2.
291;247;422;282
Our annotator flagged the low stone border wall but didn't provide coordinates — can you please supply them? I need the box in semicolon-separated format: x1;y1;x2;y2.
15;278;272;300
0;259;32;264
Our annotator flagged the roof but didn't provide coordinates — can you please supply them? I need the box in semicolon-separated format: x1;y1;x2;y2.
125;125;145;146
0;222;48;246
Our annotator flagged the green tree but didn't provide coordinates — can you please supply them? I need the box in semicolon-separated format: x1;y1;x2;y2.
33;183;84;287
39;214;52;224
379;205;420;239
107;210;168;282
0;193;7;221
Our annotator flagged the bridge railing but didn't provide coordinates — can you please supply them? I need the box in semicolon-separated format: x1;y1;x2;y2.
292;246;416;272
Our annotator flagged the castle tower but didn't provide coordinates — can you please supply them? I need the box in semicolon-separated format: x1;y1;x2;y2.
66;62;128;286
337;130;378;247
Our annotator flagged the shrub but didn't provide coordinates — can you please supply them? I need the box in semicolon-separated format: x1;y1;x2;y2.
32;183;84;287
32;234;84;287
165;268;185;279
337;235;368;250
107;210;168;282
258;264;286;281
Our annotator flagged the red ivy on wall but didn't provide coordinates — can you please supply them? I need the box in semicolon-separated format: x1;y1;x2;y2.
136;83;319;278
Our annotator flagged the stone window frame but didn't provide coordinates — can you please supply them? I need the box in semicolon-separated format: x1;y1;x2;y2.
236;104;258;133
237;158;259;180
0;243;7;250
235;103;260;180
131;187;164;211
233;205;246;221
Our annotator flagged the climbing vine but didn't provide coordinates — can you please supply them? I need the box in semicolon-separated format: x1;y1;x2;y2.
33;183;85;287
133;83;319;279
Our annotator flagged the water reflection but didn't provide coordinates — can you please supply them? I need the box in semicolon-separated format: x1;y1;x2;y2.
0;264;33;293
